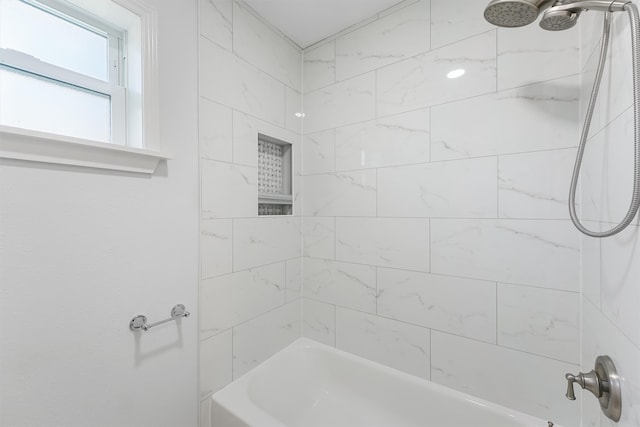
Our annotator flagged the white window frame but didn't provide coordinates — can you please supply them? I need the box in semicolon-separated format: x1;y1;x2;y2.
0;0;166;174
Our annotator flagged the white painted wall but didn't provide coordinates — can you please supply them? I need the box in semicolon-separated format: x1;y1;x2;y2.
580;3;640;426
301;0;582;425
0;0;200;425
197;2;304;425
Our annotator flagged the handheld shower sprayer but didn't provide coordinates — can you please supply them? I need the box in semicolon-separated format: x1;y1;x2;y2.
484;0;640;238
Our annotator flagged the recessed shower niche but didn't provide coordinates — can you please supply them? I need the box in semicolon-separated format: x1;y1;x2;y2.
258;134;293;216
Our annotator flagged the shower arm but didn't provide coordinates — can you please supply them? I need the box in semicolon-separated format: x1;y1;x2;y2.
546;0;630;13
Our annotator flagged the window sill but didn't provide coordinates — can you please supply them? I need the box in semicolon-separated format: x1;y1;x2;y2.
0;126;169;174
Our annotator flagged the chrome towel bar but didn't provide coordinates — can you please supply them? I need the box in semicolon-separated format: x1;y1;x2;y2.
129;304;190;332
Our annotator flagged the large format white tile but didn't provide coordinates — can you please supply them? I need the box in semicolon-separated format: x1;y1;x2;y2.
233;2;302;91
377;268;496;343
582;298;640;427
431;332;579;426
335;109;429;171
199;98;232;162
285;87;303;133
431;219;580;291
286;258;302;302
431;76;579;161
232;110;299;168
232;301;301;379
600;224;640;349
199;0;232;51
497;24;579;90
303;217;335;259
233;217;301;271
303;257;376;313
201;219;232;279
302;170;376;217
303;41;335;93
303;298;336;347
336;218;430;271
199;330;232;398
201;160;256;219
303;129;335;175
200;37;285;126
498;148;577;220
497;284;579;363
430;0;494;49
581;108;635;223
377;31;496;117
377;157;497;218
581;221;602;309
200;262;285;338
336;308;430;380
335;0;430;81
304;73;376;134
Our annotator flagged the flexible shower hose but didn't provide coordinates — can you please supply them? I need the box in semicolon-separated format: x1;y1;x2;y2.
569;2;640;237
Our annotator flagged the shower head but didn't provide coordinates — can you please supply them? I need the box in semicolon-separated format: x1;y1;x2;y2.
483;0;552;27
485;0;630;31
539;8;579;30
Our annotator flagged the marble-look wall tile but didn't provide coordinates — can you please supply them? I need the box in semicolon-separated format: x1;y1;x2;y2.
335;109;429;171
285;87;303;133
431;332;579;426
336;218;430;271
232;110;299;168
201;160;256;219
304;73;376;134
377;31;496;117
497;24;579;91
581;220;602;309
201;219;233;279
601;224;640;349
199;0;232;51
431;76;579;161
199;330;232;398
199;98;232;162
233;2;302;91
335;0;430;81
498;148;577;220
581;108;635;223
303;217;335;259
200;262;285;338
233;302;301;379
200;37;285;126
303;298;336;346
497;284;579;363
302;170;376;217
377;157;497;218
233;217;302;271
431;219;580;291
430;0;493;49
582;298;640;427
336;308;431;380
199;399;211;427
378;268;496;343
286;258;302;302
303;41;335;93
600;11;634;127
303;257;376;313
303;129;335;175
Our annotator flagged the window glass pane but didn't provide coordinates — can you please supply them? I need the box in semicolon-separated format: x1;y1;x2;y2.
0;67;111;142
0;0;109;81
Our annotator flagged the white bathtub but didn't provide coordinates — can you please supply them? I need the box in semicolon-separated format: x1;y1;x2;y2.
210;338;560;427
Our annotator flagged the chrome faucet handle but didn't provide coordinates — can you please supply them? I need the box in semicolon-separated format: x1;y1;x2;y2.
565;373;578;400
565;370;603;401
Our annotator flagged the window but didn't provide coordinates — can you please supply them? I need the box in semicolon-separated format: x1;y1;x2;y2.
0;0;163;173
